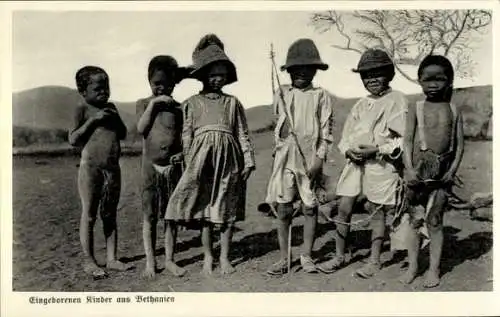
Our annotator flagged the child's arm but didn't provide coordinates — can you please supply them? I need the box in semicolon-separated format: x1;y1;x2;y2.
68;105;99;147
181;100;194;161
379;97;408;156
136;98;152;137
338;99;363;163
402;102;418;181
442;112;465;183
270;89;282;157
234;98;256;172
107;103;128;140
315;91;334;161
170;107;185;165
137;96;174;137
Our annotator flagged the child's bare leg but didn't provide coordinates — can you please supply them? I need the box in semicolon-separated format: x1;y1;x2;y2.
335;196;356;258
103;169;132;271
302;207;317;257
165;220;186;276
400;207;420;284
267;203;292;275
201;221;214;275
142;213;158;277
78;164;107;277
277;203;293;262
220;223;235;275
424;190;447;288
354;202;384;278
141;183;158;277
317;196;354;273
300;207;319;273
369;203;385;264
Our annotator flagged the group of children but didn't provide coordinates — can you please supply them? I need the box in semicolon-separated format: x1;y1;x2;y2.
69;34;464;288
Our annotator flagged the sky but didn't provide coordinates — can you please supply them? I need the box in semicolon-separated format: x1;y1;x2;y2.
12;9;493;108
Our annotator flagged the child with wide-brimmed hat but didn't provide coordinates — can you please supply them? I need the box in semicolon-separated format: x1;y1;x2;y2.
165;34;255;276
318;48;408;278
265;38;334;276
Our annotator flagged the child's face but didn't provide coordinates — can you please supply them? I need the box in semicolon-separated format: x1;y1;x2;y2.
149;69;176;96
82;73;110;105
361;69;392;97
419;65;450;101
205;62;228;92
288;66;317;89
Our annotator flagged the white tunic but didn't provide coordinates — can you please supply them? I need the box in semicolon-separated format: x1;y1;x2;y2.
265;84;334;208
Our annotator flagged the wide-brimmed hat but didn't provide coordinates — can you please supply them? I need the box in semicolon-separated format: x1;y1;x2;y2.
281;38;329;71
188;34;237;84
352;48;394;73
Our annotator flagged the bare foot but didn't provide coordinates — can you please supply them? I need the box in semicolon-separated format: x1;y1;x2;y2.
83;261;108;280
399;269;417;285
423;270;440;288
165;260;186;277
107;260;135;271
220;258;236;275
142;265;156;279
202;256;213;276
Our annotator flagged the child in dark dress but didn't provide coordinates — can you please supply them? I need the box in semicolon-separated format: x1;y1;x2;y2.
165;34;255;275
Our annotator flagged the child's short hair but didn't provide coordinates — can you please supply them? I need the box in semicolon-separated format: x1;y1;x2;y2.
75;66;108;94
148;55;180;81
417;55;454;82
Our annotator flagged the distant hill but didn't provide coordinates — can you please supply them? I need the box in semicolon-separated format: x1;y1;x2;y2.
12;84;492;148
12;86;138;133
246;85;493;140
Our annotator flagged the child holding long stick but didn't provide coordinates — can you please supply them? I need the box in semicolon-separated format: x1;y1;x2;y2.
265;39;334;276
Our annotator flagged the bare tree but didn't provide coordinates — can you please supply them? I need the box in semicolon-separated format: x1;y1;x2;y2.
310;10;491;83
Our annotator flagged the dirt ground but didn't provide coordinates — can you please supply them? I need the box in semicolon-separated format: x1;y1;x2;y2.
12;136;492;292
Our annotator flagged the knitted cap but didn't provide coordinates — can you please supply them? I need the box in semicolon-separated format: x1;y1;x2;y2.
189;34;237;84
352;48;394;73
281;38;328;71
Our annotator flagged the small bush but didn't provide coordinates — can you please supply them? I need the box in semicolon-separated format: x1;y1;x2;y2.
252;120;276;134
13;126;68;147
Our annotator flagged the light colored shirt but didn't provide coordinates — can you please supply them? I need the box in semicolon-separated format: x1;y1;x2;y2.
338;89;408;157
272;84;334;166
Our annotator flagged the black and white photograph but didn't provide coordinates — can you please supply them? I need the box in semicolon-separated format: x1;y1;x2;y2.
1;1;497;316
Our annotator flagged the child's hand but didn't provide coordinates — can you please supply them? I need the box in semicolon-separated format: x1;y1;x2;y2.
94;109;113;122
151;95;174;107
346;149;364;164
307;156;323;183
170;153;183;165
405;169;420;187
354;144;378;160
241;166;255;181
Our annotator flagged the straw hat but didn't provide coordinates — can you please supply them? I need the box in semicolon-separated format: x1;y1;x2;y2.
352;48;394;73
280;38;329;71
189;34;237;84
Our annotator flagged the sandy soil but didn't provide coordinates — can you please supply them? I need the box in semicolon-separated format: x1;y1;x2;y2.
12;137;492;292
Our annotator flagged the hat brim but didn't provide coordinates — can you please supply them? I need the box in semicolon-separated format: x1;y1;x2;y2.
280;63;329;72
175;66;195;82
352;62;394;73
188;61;238;85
